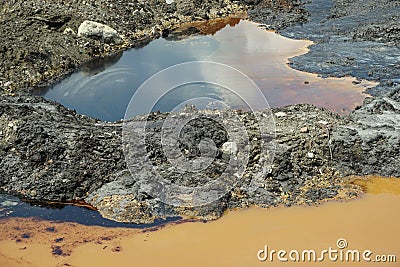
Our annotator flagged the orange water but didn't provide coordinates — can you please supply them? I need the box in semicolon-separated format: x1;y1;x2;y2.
0;177;399;267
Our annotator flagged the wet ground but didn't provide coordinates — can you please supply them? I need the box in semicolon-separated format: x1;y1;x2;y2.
1;0;304;92
0;191;180;228
0;0;399;224
36;20;375;122
0;2;399;266
0;176;398;267
250;0;400;97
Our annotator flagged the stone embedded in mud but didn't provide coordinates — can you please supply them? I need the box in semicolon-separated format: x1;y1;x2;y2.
63;27;75;35
78;20;123;44
221;142;238;155
1;200;18;207
275;112;287;118
300;127;308;133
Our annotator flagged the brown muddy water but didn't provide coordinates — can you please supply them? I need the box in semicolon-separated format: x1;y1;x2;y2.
37;19;377;121
0;176;399;267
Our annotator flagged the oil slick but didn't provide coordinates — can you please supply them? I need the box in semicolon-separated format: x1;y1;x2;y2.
0;176;398;267
37;20;377;122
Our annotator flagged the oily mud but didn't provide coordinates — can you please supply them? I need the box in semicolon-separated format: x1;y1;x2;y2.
0;89;399;223
249;0;400;97
0;0;399;223
0;177;399;267
0;190;180;228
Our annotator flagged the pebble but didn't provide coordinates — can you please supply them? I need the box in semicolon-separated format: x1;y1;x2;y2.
300;127;309;133
387;80;394;86
275;112;287;118
318;120;329;126
78;20;123;44
221;142;238;154
63;27;75;35
1;200;18;207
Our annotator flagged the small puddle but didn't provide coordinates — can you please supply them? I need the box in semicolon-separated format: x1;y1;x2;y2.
36;19;376;122
0;177;398;266
0;191;179;228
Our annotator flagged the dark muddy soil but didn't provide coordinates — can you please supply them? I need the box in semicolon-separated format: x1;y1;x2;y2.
249;0;400;97
0;0;302;92
0;0;399;223
1;88;398;223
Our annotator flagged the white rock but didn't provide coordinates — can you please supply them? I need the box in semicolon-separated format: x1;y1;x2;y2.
300;127;309;133
307;152;315;159
78;20;123;44
63;27;75;35
221;142;238;155
3;81;12;87
275;112;287;118
209;8;218;18
318;120;329;126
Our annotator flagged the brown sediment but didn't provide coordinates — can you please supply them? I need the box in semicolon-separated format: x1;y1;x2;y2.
0;217;140;266
0;177;398;267
349;175;400;195
175;16;245;35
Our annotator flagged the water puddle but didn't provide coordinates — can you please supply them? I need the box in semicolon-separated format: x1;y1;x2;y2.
36;19;376;122
0;177;398;266
350;176;400;195
0;191;179;228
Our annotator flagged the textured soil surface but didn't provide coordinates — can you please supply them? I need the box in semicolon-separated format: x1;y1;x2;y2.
0;0;305;92
0;0;399;223
253;0;400;97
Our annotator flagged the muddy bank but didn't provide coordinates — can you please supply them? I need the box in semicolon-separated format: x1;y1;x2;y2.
0;0;303;93
1;88;399;223
0;0;244;91
249;0;400;97
0;0;399;223
0;177;399;267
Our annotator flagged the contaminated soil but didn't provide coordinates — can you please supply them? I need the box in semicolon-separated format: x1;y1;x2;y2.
0;176;399;267
0;0;399;223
